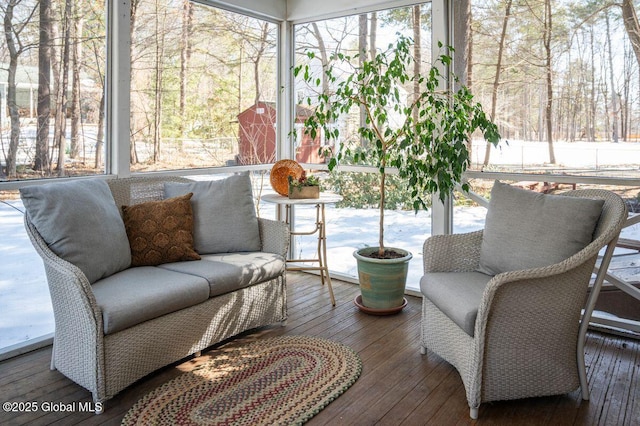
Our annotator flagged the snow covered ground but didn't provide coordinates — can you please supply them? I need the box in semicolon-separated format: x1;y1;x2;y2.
0;200;51;349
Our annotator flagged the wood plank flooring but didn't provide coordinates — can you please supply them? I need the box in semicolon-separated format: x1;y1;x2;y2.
1;272;639;425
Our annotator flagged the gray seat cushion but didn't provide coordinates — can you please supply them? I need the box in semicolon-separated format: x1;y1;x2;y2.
20;178;131;283
420;271;493;337
158;252;285;297
164;174;261;254
478;180;604;276
92;267;210;334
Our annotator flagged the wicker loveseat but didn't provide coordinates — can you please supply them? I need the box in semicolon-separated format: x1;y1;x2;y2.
21;174;289;409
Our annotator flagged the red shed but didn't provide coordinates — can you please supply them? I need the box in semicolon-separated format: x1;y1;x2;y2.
237;101;324;165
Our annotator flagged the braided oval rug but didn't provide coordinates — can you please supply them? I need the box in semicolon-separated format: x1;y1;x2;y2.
121;335;362;425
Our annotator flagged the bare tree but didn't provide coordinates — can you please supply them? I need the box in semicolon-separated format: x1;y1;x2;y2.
152;1;166;162
310;23;330;96
370;12;377;62
621;0;640;67
53;0;73;176
543;0;556;163
412;5;421;126
588;24;597;141
483;0;512;166
69;0;83;159
36;0;52;172
95;90;105;168
358;13;368;140
2;0;38;178
129;0;141;164
179;0;193;139
252;22;270;104
605;9;619;142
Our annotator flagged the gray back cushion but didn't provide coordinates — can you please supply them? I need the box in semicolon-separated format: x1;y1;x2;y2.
478;181;604;276
20;178;131;283
164;173;261;254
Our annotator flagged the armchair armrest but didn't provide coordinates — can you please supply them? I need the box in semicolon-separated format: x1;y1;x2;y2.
423;230;484;273
258;218;290;257
24;216;105;391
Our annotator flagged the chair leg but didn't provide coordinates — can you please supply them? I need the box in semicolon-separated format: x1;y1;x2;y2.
470;407;479;419
578;239;618;401
50;342;56;370
420;345;426;355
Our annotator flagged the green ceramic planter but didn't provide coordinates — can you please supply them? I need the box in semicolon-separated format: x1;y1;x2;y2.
353;247;413;310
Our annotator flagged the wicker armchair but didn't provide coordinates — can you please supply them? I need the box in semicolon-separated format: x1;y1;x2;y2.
24;176;289;407
419;189;627;419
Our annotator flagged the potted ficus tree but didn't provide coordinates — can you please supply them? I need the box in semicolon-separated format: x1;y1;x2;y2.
294;35;500;312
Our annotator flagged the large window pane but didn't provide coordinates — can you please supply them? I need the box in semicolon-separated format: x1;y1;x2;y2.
129;2;278;171
469;0;640;177
0;0;107;181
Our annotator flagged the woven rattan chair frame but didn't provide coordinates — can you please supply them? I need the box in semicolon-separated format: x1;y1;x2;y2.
419;189;627;419
24;175;289;408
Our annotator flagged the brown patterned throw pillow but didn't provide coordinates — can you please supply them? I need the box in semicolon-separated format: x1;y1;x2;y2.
122;193;201;266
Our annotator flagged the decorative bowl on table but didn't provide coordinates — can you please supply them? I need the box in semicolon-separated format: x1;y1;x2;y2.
270;160;304;196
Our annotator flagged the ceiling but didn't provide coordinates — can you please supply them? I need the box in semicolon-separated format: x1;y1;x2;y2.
212;0;426;22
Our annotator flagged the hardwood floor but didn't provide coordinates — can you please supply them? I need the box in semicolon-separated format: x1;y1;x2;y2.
1;272;639;425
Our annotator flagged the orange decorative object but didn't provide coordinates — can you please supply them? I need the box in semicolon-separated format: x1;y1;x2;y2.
270;160;303;196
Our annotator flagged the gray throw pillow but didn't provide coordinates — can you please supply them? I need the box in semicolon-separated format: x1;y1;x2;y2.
20;178;131;283
477;180;604;276
164;173;261;254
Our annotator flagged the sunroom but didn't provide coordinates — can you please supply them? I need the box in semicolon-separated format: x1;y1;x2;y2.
1;0;639;424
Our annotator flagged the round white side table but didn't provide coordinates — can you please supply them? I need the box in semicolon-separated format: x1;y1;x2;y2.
262;192;342;306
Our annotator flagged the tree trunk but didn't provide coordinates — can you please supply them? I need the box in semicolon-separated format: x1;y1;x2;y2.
153;3;166;162
370;12;377;62
238;41;244;114
70;8;83;159
95;92;105;168
358;14;368;146
54;0;73;176
3;0;22;178
621;0;640;68
544;0;556;163
179;0;192;139
36;0;52;173
311;23;330;96
465;0;474;162
311;23;331;149
253;23;269;104
588;27;596;141
483;0;511;166
412;6;421;126
622;48;632;141
605;11;619;143
130;0;140;164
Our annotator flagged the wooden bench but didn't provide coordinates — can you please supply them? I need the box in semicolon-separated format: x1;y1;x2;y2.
513;181;577;194
541;182;577;194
